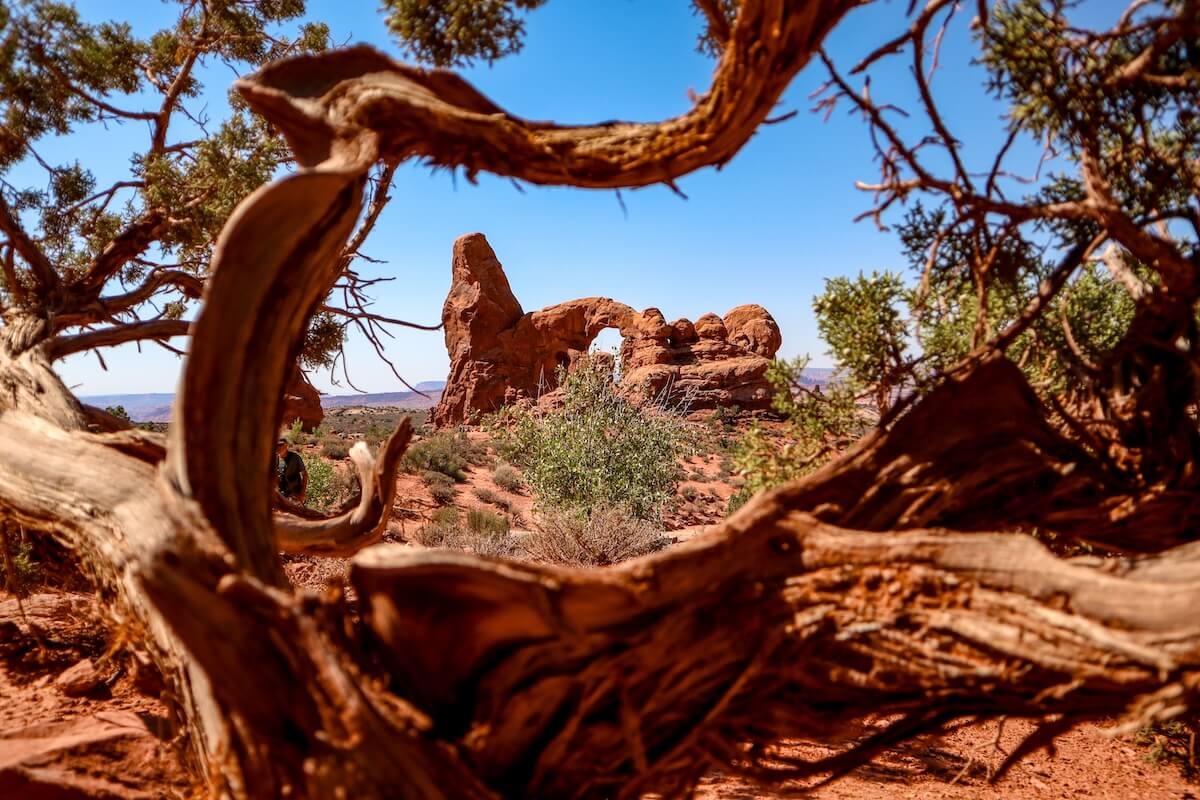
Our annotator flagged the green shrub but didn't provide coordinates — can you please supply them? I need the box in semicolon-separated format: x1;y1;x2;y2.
365;422;387;447
726;487;752;516
304;455;354;512
497;357;684;521
524;504;666;567
403;431;486;481
422;470;457;503
1;535;40;592
729;356;867;514
320;437;350;460
492;464;523;493
104;404;132;423
430;506;460;526
287;418;309;446
709;404;739;432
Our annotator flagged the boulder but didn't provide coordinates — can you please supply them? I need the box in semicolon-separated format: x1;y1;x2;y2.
55;659;101;697
694;313;728;340
723;304;783;357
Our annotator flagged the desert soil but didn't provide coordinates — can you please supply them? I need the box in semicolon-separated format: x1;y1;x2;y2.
3;593;1193;799
3;409;1196;797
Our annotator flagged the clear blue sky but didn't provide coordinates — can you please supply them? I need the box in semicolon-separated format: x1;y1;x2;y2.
50;0;1029;396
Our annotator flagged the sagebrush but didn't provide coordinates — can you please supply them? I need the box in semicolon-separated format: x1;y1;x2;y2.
497;357;684;521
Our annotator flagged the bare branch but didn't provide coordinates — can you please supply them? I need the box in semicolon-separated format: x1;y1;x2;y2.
52;269;204;331
694;0;733;48
45;318;191;361
1100;243;1151;301
75;211;169;297
0;195;58;296
1;245;26;305
237;0;860;186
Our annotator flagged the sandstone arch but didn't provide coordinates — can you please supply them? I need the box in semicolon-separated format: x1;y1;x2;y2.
432;233;783;425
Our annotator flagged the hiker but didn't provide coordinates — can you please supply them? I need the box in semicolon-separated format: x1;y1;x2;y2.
275;437;308;502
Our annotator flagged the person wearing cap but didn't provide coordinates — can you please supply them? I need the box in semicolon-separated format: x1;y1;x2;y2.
275;436;308;502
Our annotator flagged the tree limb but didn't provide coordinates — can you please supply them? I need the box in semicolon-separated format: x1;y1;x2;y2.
235;0;859;185
45;319;192;360
0;195;57;297
75;211;169;297
275;419;412;556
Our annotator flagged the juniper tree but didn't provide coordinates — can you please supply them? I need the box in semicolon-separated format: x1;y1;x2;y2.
0;0;410;408
0;2;1198;799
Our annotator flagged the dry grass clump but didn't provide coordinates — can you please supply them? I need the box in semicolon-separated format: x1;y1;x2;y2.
282;554;349;592
416;507;519;558
492;464;523;493
473;486;501;505
524;504;667;567
320;437;350;460
422;470;457;503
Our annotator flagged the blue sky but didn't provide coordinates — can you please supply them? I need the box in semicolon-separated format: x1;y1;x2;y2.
47;0;1030;395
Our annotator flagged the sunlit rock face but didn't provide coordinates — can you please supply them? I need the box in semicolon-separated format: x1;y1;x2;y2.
432;233;782;426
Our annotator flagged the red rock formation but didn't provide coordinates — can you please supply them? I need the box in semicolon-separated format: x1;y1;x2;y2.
432;233;782;426
282;365;323;432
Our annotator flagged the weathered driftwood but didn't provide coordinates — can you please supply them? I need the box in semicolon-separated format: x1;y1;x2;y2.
1;1;1199;797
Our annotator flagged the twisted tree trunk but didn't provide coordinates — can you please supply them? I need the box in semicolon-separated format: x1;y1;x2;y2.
2;2;1199;797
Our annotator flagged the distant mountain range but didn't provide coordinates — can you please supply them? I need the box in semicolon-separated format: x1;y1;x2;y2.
83;370;838;423
82;380;446;423
797;367;835;386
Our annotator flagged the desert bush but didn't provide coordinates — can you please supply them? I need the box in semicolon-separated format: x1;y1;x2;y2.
709;404;739;432
0;533;40;592
498;357;684;521
320;437;350;460
524;504;667;567
304;456;355;512
364;422;387;447
492;464;523;493
422;470;458;504
416;508;517;558
473;486;500;505
729;356;867;515
403;430;486;480
681;485;698;502
466;508;509;536
414;515;456;548
104;404;133;423
287;418;309;446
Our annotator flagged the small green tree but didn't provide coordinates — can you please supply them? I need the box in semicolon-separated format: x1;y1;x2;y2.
499;356;684;521
104;404;132;423
729;356;865;512
731;215;1142;512
813;271;909;415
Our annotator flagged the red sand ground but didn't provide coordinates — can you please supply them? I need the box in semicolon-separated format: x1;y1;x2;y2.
3;592;1194;799
4;424;1196;797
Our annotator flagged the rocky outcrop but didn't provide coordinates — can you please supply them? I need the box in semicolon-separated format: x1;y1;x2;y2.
282;365;323;432
432;233;782;426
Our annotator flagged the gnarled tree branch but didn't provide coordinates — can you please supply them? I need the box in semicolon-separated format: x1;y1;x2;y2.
275;419;413;557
